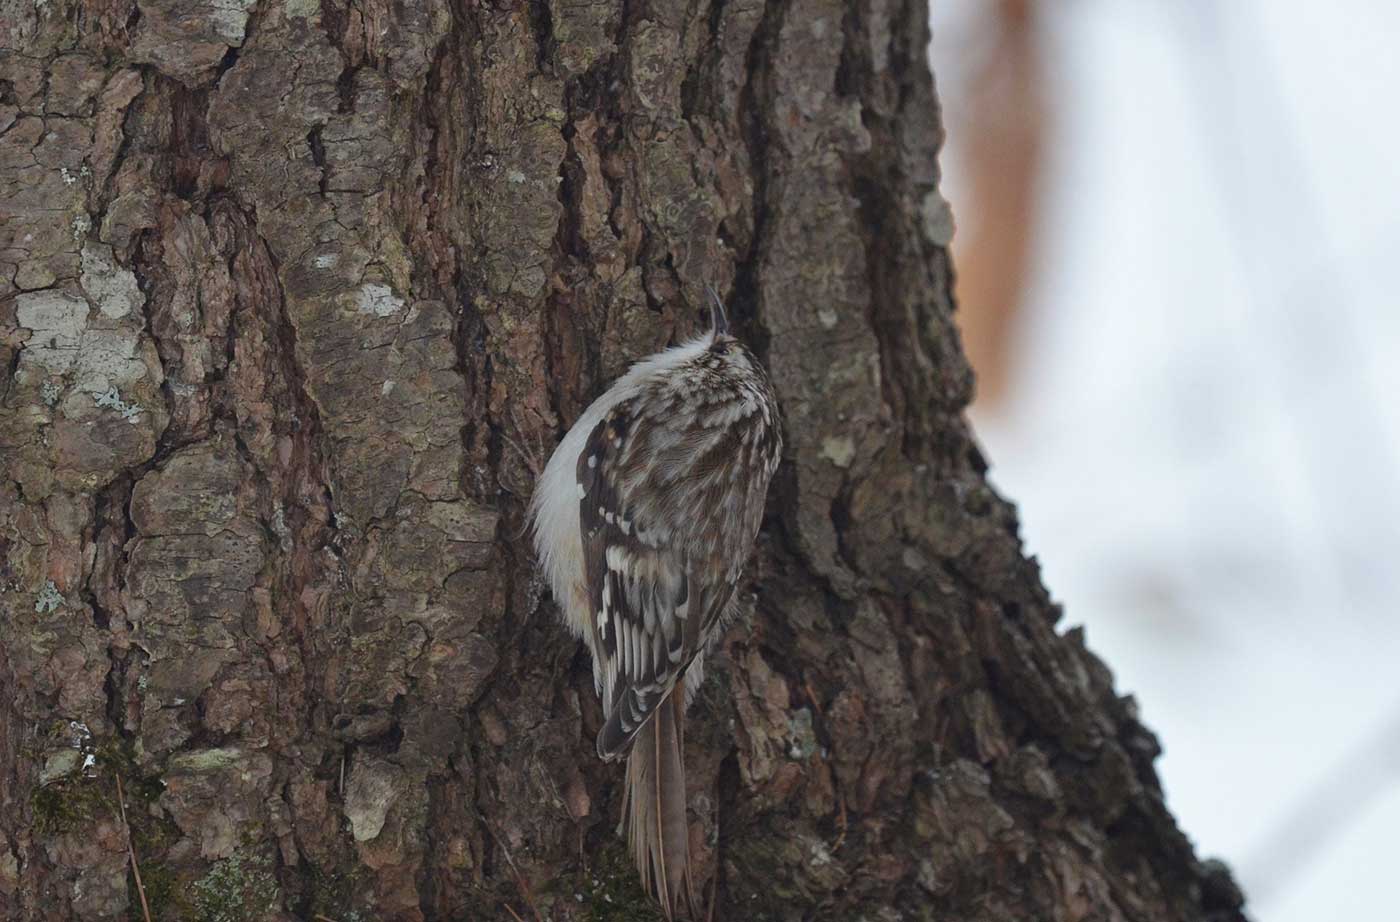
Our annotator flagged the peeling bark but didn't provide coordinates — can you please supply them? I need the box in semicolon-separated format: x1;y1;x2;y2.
0;2;1246;921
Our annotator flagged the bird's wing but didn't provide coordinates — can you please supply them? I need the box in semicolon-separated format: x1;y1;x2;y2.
577;398;733;761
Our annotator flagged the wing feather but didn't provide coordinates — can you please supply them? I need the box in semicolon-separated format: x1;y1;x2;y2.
579;401;725;760
578;366;777;761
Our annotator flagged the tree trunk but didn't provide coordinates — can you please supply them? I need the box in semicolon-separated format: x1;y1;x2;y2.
0;2;1246;920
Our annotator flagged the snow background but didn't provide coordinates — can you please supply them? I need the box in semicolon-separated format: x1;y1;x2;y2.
930;2;1400;919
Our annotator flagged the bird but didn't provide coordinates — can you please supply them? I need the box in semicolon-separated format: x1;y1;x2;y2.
529;286;782;919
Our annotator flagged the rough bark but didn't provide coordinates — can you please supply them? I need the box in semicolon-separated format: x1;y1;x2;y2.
0;2;1246;921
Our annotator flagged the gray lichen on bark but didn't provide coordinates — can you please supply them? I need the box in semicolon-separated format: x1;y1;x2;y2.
0;1;1246;920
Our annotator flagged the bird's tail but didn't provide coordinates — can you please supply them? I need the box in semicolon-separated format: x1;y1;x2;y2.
620;678;696;920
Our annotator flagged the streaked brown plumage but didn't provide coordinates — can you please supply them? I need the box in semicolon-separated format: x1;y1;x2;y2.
530;288;782;918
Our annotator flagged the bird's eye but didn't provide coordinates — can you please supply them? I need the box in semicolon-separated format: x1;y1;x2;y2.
710;339;731;355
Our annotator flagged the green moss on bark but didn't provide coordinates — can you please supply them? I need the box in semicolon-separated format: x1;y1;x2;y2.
191;850;282;922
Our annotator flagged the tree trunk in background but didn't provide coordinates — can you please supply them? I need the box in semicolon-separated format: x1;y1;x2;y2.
0;2;1245;920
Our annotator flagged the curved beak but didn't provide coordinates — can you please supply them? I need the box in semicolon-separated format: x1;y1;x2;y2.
704;284;730;337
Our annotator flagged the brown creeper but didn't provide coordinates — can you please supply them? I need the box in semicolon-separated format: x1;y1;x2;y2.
529;287;782;918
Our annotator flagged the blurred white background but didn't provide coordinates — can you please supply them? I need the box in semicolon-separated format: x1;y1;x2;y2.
930;2;1400;920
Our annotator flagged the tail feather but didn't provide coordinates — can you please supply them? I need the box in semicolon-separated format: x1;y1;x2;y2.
620;679;696;920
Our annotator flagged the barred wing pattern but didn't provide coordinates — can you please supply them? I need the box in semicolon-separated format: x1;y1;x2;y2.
578;356;781;760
